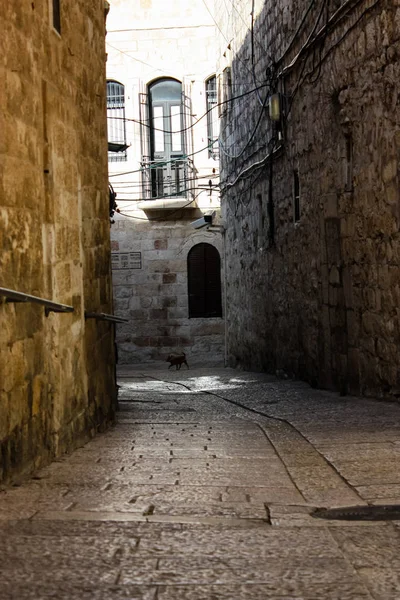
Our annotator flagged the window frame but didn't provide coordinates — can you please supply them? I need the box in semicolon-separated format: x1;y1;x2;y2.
149;78;185;162
106;80;128;163
218;67;232;117
148;78;186;198
205;75;218;159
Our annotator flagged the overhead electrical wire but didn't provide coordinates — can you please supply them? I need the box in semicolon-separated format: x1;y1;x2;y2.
113;185;220;199
108;0;266;99
107;25;215;33
250;0;265;107
112;172;219;185
106;41;171;75
279;0;365;78
276;0;317;66
221;136;278;192
107;80;271;133
221;0;327;182
107;79;273;180
218;85;271;160
307;0;331;85
313;0;380;72
200;0;271;89
286;0;357;118
284;0;328;123
116;185;218;203
218;0;325;165
110;174;220;189
289;0;379;102
110;0;372;195
218;62;276;160
222;0;265;54
108;139;219;178
221;0;376;189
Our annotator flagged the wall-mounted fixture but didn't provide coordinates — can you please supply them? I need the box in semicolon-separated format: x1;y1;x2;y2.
85;311;128;324
0;287;74;316
268;93;282;122
190;210;216;230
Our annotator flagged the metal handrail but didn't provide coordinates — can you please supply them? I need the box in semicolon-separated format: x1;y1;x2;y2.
0;287;74;316
85;312;128;324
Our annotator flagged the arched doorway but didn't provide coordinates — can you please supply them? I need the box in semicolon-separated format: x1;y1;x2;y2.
187;243;222;318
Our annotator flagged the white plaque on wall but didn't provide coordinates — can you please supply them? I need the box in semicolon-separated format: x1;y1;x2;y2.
111;252;142;270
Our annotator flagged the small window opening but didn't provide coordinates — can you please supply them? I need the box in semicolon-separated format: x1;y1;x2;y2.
107;80;128;162
219;68;232;117
257;194;264;248
52;0;61;33
205;76;218;159
293;170;300;222
344;133;353;192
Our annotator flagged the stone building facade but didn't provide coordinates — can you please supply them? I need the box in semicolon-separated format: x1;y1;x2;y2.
106;0;224;365
0;1;116;482
216;0;400;398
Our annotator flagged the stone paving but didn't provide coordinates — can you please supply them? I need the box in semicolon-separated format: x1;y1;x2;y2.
1;365;400;599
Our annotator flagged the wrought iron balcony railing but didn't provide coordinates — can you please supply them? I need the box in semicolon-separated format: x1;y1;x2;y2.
141;157;194;200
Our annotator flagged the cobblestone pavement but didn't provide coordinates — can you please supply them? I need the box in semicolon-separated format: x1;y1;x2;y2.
1;365;400;599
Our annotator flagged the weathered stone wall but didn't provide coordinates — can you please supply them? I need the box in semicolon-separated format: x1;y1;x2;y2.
0;0;116;482
112;216;224;365
217;0;400;398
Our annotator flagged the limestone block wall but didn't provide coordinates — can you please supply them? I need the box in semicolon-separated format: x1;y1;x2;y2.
111;217;224;365
217;0;400;399
0;0;116;482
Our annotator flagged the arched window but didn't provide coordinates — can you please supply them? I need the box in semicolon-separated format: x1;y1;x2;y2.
187;243;222;318
148;78;186;197
106;80;127;162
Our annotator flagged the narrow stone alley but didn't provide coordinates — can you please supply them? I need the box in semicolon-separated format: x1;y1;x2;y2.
1;366;400;599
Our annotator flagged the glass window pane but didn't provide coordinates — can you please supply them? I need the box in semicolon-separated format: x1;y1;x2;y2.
150;79;181;102
107;81;125;108
171;105;181;152
153;106;164;152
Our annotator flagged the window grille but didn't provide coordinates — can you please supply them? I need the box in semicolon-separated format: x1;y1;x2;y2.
107;80;127;162
187;243;222;318
205;76;219;159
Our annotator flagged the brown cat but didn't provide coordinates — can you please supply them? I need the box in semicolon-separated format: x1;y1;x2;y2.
166;353;189;370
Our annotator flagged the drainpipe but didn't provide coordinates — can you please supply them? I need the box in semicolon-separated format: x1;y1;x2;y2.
223;228;228;367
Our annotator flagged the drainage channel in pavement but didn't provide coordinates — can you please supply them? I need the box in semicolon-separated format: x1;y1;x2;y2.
312;504;400;521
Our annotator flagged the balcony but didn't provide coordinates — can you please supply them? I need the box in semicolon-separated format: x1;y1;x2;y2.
138;157;196;211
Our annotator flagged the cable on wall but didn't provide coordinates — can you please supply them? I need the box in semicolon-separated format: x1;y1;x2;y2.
107;80;272;134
